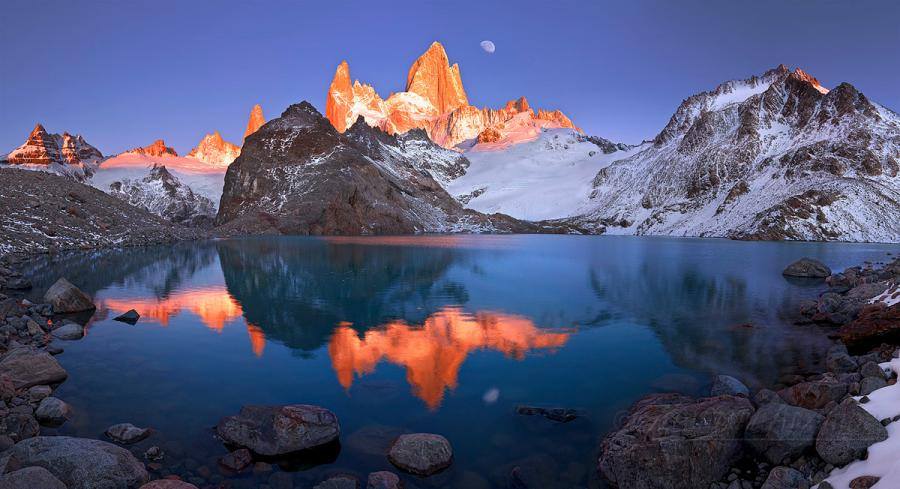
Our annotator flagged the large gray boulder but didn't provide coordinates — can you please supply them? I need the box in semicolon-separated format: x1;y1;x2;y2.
0;466;67;489
215;404;339;456
0;436;148;489
388;433;453;475
745;403;824;464
816;399;888;465
783;258;831;278
43;278;95;313
598;393;754;489
0;348;67;389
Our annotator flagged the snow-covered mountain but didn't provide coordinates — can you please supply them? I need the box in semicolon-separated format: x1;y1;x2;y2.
215;102;537;235
325;42;578;149
569;65;900;241
1;124;103;181
186;131;241;167
105;164;217;227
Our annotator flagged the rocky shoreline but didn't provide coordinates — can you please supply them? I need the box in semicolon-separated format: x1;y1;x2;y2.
598;255;900;489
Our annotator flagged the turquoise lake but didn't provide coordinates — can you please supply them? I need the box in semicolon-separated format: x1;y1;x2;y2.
21;235;899;488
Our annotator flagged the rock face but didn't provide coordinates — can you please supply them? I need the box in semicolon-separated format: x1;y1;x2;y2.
744;403;824;464
123;139;178;158
325;42;578;149
388;433;453;475
215;102;535;235
0;348;68;389
106;165;217;227
186;131;240;167
215;404;340;456
43;278;95;313
597;393;754;489
2;124;103;181
572;65;900;242
0;436;148;489
815;399;888;465
244;104;266;141
783;258;832;278
0;168;199;254
0;466;67;489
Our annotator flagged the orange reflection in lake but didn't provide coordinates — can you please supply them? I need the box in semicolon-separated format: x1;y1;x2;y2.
100;286;266;357
328;307;571;409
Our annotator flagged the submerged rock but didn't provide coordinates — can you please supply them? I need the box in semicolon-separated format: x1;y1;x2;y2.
313;475;360;489
744;403;824;464
388;433;453;476
515;405;579;422
0;348;67;389
783;258;831;278
105;423;151;444
139;480;199;489
0;436;148;489
815;399;887;465
114;309;141;325
0;466;67;489
218;448;252;472
34;397;71;426
366;471;401;489
598;393;754;489
710;374;750;397
215;404;340;456
43;278;95;313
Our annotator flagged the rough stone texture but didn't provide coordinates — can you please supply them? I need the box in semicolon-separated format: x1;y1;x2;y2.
858;361;886;379
826;344;858;373
816;399;888;465
754;388;786;406
105;423;151;444
783;258;831;278
366;471;401;489
0;348;67;389
859;376;887;396
760;466;807;489
388;433;453;476
43;278;95;313
597;393;755;489
778;377;848;410
139;480;199;489
313;475;360;489
217;448;252;472
215;404;340;456
34;397;71;426
839;303;900;348
51;322;84;340
0;466;67;489
745;403;824;464
711;375;750;396
0;436;148;489
849;475;880;489
0;414;38;443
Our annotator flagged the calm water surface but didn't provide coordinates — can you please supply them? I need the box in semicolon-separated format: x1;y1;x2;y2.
21;235;899;488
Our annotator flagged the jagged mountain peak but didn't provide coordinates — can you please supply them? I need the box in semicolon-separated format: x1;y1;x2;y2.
244;104;266;141
3;123;103;180
187;131;240;167
125;139;179;157
405;41;469;114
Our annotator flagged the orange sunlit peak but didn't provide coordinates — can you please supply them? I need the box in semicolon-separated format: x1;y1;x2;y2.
327;307;571;409
101;286;244;332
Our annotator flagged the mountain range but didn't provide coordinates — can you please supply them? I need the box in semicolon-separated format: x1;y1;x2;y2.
2;42;898;247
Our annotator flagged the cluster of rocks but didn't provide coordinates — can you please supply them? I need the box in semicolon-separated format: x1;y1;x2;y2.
599;256;900;489
215;404;454;488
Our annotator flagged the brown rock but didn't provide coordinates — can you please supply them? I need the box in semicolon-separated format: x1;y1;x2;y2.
839;303;900;347
43;277;95;313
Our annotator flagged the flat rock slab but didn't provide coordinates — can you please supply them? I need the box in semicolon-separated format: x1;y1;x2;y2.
0;348;68;389
43;278;95;313
388;433;453;476
0;466;67;489
216;404;340;456
0;436;148;489
106;423;151;444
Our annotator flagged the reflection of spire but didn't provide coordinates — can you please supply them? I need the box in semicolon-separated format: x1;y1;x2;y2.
328;307;571;409
247;324;266;357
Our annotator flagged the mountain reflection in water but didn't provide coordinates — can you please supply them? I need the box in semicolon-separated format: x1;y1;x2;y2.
328;307;571;409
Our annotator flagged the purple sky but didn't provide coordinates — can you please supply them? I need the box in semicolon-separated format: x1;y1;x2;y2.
2;0;898;155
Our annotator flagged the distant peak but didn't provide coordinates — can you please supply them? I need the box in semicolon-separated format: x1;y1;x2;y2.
244;104;266;140
790;67;829;93
30;123;48;136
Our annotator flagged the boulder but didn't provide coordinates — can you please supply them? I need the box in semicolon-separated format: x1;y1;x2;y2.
815;399;888;465
753;388;785;406
597;393;754;489
514;405;578;422
50;322;83;340
760;466;806;489
106;423;151;444
858;361;886;379
0;414;38;442
43;278;95;313
388;433;453;476
778;377;847;410
839;303;900;347
849;476;880;489
745;403;824;464
783;258;831;278
26;385;51;402
710;375;750;397
0;466;67;489
825;344;858;374
859;376;887;396
217;448;252;472
114;309;141;325
34;397;71;426
215;404;339;456
366;471;401;489
0;348;67;389
314;475;360;489
0;436;148;489
139;481;199;489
